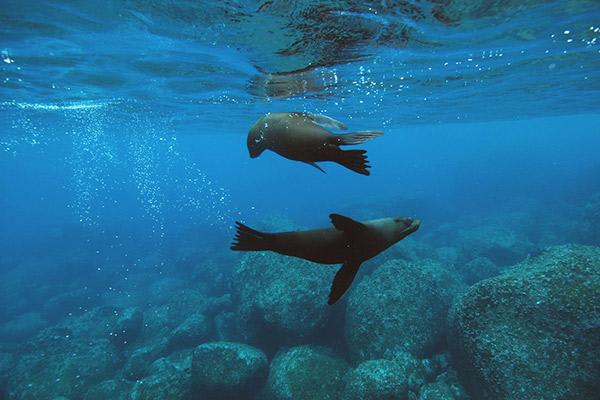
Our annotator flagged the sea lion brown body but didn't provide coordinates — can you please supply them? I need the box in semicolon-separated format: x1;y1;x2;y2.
231;213;420;304
247;112;383;175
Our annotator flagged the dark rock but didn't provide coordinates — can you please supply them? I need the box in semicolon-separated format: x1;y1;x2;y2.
342;359;408;400
167;313;211;351
7;327;120;399
419;382;455;400
0;312;47;342
458;257;502;285
84;379;132;400
449;244;600;400
266;345;349;400
124;337;169;380
346;259;464;360
111;307;143;349
42;287;99;322
129;352;192;400
390;351;430;393
233;253;335;347
191;341;268;399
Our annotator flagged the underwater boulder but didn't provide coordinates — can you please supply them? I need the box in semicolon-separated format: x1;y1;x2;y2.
345;259;464;361
7;326;121;399
232;252;335;347
449;244;600;399
84;379;132;400
111;307;143;349
191;341;268;400
453;223;537;266
389;351;432;394
129;351;192;400
458;256;504;285
580;192;600;245
418;382;456;400
167;312;211;352
265;345;349;400
42;287;99;322
342;359;408;400
124;337;170;380
0;312;47;343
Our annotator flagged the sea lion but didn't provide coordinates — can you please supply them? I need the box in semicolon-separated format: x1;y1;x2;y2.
247;112;383;175
230;213;420;304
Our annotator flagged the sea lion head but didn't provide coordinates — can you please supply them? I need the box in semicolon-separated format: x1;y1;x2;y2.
390;217;421;241
247;121;268;158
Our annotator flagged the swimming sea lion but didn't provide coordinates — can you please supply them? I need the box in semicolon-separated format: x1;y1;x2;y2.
247;112;383;175
230;213;420;304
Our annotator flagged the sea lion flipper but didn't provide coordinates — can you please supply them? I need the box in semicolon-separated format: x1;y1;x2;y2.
302;161;326;173
329;214;367;235
303;113;347;130
328;259;362;305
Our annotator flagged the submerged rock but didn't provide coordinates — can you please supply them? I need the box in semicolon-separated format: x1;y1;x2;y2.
459;256;503;285
7;326;120;399
167;312;211;351
418;382;455;400
84;379;132;400
346;259;464;360
0;312;47;343
124;337;169;380
130;352;192;400
233;252;335;347
449;244;600;400
191;341;268;400
111;307;143;349
266;345;349;400
342;359;408;400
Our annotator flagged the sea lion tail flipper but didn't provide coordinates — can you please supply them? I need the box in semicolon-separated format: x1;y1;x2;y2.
336;149;371;175
328;260;362;305
336;131;383;145
230;222;272;251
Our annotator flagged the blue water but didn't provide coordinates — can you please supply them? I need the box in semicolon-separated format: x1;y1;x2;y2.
1;1;600;399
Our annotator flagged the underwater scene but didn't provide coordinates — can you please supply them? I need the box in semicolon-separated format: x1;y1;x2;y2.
1;0;600;399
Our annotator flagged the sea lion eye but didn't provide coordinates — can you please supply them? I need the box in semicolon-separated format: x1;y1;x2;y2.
394;218;401;223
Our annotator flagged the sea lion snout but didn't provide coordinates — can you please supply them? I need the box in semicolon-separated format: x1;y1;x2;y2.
247;127;266;158
394;217;420;234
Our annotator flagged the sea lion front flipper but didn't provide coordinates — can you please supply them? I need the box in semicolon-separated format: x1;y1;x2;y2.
328;259;362;305
303;113;347;130
329;213;367;235
303;161;326;173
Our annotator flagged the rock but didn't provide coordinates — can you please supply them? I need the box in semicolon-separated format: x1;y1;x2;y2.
342;359;408;400
390;351;430;393
266;345;349;400
167;313;211;351
0;312;47;342
7;327;120;399
459;257;502;285
129;352;192;400
191;341;268;399
111;307;143;349
42;288;99;322
0;351;15;397
449;244;600;400
214;311;242;341
346;259;464;360
418;382;455;400
453;223;537;266
233;252;335;347
84;379;132;400
124;337;169;380
581;192;600;245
